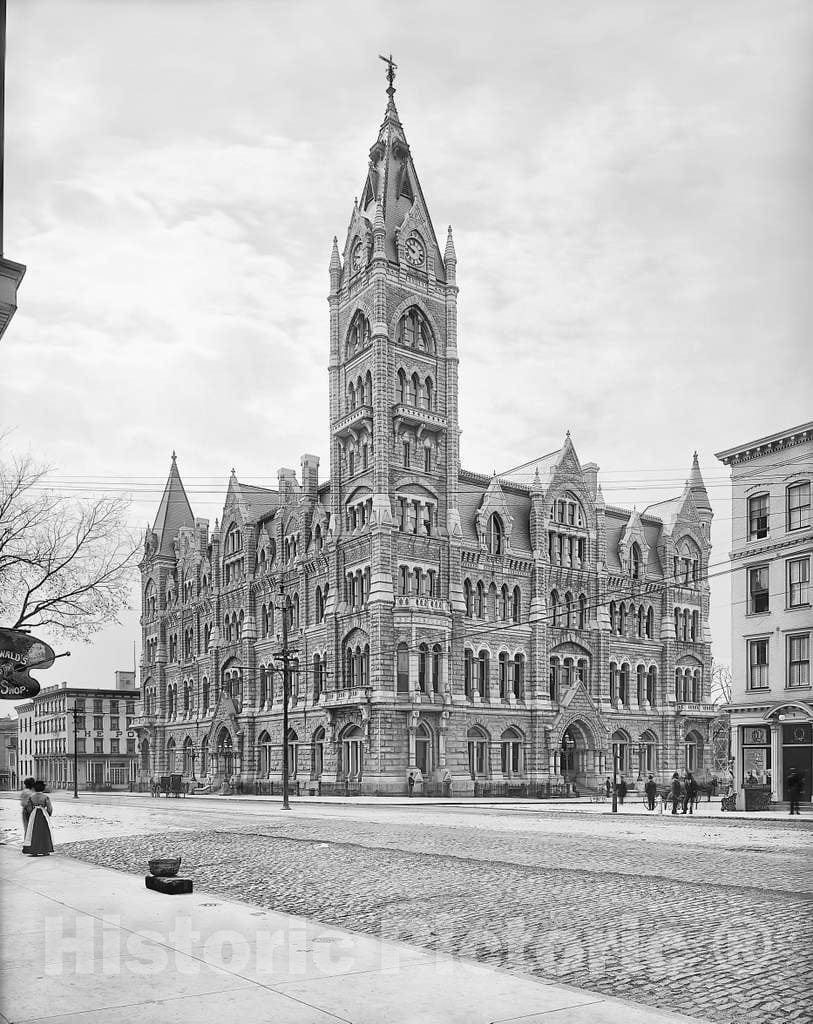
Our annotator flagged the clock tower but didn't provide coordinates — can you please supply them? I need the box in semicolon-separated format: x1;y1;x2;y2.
327;63;462;718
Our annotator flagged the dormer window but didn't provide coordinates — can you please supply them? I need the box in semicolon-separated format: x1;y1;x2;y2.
486;513;504;555
631;543;642;580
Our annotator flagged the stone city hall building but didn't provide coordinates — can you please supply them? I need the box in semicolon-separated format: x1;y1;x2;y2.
134;72;717;795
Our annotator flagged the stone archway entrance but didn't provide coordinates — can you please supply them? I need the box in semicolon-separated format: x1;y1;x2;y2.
556;720;600;790
214;727;235;784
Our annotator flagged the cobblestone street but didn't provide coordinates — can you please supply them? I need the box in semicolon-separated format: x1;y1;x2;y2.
19;795;809;1024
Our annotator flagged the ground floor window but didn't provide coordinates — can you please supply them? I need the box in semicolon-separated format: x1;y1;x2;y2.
467;728;489;777
110;764;127;787
340;726;364;781
501;729;522;777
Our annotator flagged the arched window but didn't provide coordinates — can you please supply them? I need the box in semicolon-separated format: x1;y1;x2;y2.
476;581;485;618
257;730;272;778
551;590;560;627
498;651;510;699
513;653;525;699
619;664;630;706
691;610;699;641
549;657;559;701
578;594;587;630
348;381;356;410
685;730;704;772
183;736;193;776
501;584;509;621
144;580;157;619
612;730;630;773
467;726;490;777
609;601;617;634
166;737;176;774
410;373;420;407
286;728;298;779
501;728;523;777
647;665;657;705
312;727;325;779
415;722;432;774
418;643;429;693
339;724;364;781
692;669;701;703
346;310;371;357
464;578;473;618
202;677;210;714
512;586;521;624
477;650;489;698
365;370;373;407
564;592;573;628
609;662;618;704
424;376;434;410
397;307;435;353
640;730;657;774
619;603;627;636
487;513;504;555
464;648;474;699
631;542;642;580
432;644;442;693
637;664;646;704
397;368;408;405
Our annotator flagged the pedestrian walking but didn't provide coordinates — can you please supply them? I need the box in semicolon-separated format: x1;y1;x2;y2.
605;777;612;797
19;777;35;839
22;781;54;857
407;772;415;797
670;772;681;815
786;768;804;815
644;773;657;811
618;777;628;805
682;771;698;814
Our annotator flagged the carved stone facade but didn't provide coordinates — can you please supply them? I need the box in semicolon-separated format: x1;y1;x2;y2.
135;81;716;795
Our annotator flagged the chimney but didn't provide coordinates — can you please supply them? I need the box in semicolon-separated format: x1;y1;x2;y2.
300;454;319;501
277;468;298;501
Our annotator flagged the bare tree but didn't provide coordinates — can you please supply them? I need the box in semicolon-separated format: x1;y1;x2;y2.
711;662;733;707
0;447;138;641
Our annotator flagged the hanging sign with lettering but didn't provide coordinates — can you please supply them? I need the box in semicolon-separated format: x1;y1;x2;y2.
0;628;56;700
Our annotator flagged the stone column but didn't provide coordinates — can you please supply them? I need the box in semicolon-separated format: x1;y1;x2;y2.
770;723;781;802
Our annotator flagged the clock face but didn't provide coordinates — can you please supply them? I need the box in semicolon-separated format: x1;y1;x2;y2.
352;242;364;273
405;236;425;267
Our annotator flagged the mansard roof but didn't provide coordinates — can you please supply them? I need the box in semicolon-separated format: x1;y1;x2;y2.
152;454;194;557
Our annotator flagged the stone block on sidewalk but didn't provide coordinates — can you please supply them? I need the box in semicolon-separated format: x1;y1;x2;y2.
145;875;193;895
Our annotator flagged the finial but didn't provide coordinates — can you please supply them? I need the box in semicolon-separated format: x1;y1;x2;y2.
379;52;397;98
171;450;177;462
566;430;571;438
693;450;699;461
231;467;236;477
444;225;457;261
330;236;341;271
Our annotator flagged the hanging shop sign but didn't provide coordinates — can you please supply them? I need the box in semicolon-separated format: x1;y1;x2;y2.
0;628;56;700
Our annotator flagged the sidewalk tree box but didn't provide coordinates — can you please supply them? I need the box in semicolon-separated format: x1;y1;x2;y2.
145;875;193;895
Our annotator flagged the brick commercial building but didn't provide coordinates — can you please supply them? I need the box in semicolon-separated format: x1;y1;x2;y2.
17;675;140;791
716;422;813;810
135;75;716;796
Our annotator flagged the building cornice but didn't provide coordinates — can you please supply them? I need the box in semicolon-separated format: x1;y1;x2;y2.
715;422;813;465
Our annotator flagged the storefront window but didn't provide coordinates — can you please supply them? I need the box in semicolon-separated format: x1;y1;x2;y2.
742;727;771;786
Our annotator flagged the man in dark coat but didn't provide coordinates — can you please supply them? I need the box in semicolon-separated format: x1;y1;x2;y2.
670;772;682;814
786;769;804;815
682;771;698;814
618;777;628;805
644;774;658;811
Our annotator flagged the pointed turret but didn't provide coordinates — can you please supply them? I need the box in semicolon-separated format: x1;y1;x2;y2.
152;453;194;557
329;236;341;292
444;225;457;282
688;451;712;514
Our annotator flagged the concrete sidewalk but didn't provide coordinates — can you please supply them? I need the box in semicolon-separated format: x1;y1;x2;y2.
58;789;805;822
0;845;712;1024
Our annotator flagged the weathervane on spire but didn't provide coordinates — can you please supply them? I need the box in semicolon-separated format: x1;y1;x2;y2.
379;53;397;97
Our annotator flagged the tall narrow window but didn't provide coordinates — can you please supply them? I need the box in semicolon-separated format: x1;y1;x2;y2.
788;557;810;608
787;482;811;531
396;643;409;693
748;639;769;689
424;446;431;473
788;634;810;688
748;494;769;539
403;441;410;467
748;566;769;614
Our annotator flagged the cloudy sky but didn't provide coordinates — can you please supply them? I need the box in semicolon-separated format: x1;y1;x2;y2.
3;0;811;698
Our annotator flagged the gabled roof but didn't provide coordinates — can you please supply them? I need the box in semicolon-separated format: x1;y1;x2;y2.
223;471;280;523
152;454;195;557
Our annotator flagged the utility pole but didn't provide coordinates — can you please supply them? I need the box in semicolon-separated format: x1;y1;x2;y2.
611;743;618;814
275;581;292;810
69;701;80;799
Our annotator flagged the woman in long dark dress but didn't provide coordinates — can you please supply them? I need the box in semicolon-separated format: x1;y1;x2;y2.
22;781;54;856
